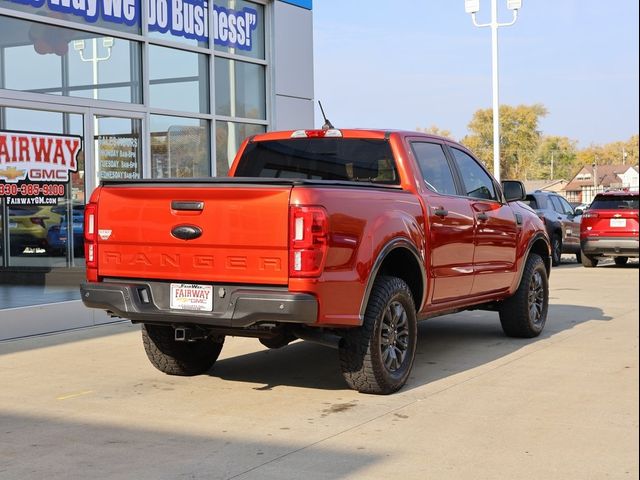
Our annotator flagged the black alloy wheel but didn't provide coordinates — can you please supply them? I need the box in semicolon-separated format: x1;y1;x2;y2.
551;234;562;266
380;301;411;373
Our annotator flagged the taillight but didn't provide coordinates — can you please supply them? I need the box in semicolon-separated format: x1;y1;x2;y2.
84;203;98;274
289;206;329;278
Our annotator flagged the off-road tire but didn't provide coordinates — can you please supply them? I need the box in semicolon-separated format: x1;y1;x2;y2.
338;276;417;395
499;253;549;338
614;256;628;267
551;234;562;266
581;252;598;268
142;324;224;376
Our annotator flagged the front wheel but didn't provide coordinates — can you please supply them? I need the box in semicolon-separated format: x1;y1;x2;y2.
499;253;549;338
551;234;562;266
339;276;417;395
142;324;224;376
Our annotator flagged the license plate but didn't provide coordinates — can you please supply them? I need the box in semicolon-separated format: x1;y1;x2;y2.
610;218;626;227
170;283;213;311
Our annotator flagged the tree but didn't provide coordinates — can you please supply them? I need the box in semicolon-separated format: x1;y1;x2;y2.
461;104;548;179
534;136;578;180
416;125;453;140
575;135;639;168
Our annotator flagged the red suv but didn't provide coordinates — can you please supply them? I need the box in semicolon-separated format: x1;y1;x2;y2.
580;191;639;267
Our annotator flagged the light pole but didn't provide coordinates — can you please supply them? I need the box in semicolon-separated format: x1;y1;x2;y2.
465;0;522;182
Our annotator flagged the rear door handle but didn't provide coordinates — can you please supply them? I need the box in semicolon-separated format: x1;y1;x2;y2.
433;207;448;217
477;212;489;222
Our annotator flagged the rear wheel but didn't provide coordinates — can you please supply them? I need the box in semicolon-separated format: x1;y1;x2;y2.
142;324;224;376
581;252;598;268
614;256;628;267
339;276;417;395
499;253;549;338
551;234;562;266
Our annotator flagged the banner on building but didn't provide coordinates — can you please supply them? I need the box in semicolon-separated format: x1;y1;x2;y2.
7;0;259;47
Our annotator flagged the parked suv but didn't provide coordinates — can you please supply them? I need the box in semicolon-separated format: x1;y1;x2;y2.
580;191;639;267
522;191;582;265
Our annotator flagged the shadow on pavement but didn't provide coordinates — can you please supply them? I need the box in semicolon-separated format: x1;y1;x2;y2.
208;303;611;393
0;412;379;480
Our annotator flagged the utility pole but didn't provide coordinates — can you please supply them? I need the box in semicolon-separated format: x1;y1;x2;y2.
465;0;522;182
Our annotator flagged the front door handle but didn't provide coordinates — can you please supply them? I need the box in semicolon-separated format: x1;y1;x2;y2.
433;207;448;217
477;212;489;222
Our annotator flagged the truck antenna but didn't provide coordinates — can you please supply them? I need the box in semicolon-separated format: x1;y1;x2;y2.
318;101;334;130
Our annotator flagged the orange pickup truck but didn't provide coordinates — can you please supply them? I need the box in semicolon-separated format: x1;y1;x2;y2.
81;128;550;394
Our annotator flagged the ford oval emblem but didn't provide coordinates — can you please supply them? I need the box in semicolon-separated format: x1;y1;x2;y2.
171;225;202;240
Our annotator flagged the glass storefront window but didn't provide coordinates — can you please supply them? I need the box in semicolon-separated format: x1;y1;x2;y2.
0;107;85;269
215;57;265;120
149;45;209;114
0;16;142;104
95;116;143;181
214;0;265;60
215;120;264;176
151;115;210;178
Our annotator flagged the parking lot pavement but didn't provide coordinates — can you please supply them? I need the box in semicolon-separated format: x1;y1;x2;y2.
1;263;638;480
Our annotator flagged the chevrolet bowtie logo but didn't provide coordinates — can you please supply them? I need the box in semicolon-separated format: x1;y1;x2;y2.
0;166;27;181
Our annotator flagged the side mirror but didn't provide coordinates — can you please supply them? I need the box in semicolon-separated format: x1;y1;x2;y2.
574;208;583;216
501;180;527;202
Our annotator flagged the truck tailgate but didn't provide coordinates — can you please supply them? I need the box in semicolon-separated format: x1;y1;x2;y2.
96;185;291;284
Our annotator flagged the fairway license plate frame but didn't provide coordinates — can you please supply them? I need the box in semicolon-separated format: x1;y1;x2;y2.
170;283;213;312
610;218;626;228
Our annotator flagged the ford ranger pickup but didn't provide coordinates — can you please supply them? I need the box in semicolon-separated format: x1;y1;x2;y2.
80;128;551;394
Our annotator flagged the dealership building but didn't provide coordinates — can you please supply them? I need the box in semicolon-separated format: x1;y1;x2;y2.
0;0;314;339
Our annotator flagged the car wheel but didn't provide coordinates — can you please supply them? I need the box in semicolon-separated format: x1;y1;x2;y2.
581;252;598;268
338;276;417;395
499;253;549;338
551;234;562;266
614;257;628;267
142;324;224;376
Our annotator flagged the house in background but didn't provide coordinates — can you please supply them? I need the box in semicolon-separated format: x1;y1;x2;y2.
523;179;569;195
564;164;640;204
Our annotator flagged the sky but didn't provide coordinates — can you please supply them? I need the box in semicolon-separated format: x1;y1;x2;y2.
312;0;639;147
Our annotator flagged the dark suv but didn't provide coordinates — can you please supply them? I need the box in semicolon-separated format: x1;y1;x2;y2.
522;191;582;265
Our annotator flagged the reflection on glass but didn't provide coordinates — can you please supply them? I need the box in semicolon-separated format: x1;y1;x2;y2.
214;0;265;60
0;107;85;268
95;116;142;181
215;58;265;120
0;16;141;103
215;121;265;176
149;45;209;113
151;116;210;178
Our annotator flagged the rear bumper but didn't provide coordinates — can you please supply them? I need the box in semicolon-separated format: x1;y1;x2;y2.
581;236;640;257
80;280;318;328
